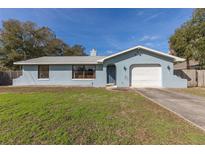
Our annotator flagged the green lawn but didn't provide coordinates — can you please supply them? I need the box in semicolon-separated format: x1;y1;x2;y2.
173;88;205;98
0;87;205;144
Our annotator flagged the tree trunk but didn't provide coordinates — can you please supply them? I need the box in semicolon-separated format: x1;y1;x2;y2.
186;58;190;69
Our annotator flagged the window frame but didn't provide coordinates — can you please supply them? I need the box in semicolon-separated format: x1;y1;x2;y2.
72;65;96;79
38;65;49;79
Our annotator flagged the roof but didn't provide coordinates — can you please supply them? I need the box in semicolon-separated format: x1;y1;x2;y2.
14;45;185;65
98;45;185;62
14;56;106;65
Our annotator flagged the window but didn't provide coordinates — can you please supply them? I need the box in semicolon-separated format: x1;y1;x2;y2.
72;65;84;79
72;65;96;79
38;65;49;79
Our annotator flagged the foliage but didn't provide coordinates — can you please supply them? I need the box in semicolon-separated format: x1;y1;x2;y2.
0;19;86;70
169;9;205;69
191;9;205;66
64;45;86;56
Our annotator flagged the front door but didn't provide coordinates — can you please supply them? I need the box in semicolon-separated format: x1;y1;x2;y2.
107;65;116;85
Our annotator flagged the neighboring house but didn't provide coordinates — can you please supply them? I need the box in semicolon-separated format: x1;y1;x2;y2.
13;45;187;88
174;60;204;70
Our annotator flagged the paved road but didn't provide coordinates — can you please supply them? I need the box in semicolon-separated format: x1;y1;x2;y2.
136;88;205;130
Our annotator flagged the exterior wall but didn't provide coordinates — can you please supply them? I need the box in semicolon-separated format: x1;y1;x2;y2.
13;48;187;88
174;69;205;87
13;64;106;87
103;49;187;88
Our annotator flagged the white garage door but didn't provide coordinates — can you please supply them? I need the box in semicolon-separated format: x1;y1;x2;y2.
131;64;162;88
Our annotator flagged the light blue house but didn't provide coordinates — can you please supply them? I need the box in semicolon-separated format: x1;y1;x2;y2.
13;45;187;88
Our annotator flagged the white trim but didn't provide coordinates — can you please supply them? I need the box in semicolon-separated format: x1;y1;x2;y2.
37;78;50;81
14;62;99;65
97;45;185;63
72;78;95;81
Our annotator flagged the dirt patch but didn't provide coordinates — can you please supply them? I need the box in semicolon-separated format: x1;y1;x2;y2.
107;87;135;93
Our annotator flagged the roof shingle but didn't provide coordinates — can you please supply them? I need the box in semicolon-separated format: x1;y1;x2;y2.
14;56;106;65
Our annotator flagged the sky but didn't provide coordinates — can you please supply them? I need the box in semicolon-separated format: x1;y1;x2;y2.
0;8;193;55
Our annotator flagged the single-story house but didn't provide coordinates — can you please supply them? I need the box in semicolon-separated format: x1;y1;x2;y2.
13;45;187;88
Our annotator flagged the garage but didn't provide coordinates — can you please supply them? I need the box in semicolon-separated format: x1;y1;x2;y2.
131;64;162;88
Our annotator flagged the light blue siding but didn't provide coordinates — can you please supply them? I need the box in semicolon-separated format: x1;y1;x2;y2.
103;49;187;88
13;64;106;87
13;48;187;88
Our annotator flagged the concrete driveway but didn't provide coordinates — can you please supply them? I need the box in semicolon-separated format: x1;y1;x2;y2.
136;88;205;131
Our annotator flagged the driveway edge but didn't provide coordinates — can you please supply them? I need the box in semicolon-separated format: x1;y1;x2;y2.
135;89;205;133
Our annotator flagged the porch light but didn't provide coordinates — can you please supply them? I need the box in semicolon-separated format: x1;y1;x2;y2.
167;65;170;71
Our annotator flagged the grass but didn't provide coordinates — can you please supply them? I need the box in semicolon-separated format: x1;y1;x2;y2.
0;86;205;144
173;87;205;97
